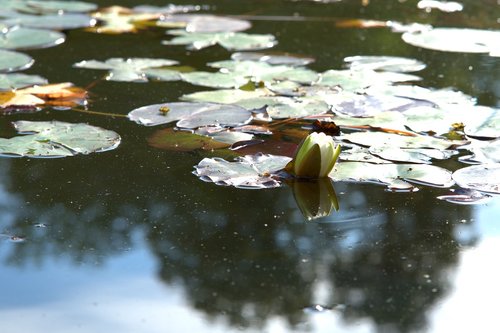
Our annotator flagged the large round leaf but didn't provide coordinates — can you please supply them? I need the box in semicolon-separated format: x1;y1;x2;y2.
453;164;500;194
0;50;34;73
3;13;96;30
157;14;251;33
128;102;252;128
0;26;65;50
0;73;48;91
402;28;500;56
344;55;426;72
0;121;120;158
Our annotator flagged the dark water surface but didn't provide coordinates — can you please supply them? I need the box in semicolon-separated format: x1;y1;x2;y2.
1;0;499;332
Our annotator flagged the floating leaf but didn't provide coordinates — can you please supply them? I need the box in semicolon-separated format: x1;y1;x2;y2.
0;73;47;91
330;162;454;190
181;88;273;104
195;127;253;144
344;55;426;73
148;128;231;152
194;153;291;189
437;188;492;205
341;131;467;150
88;6;160;34
459;139;500;164
2;12;96;30
417;1;464;13
453;164;500;194
369;147;457;164
128;102;252;128
232;52;315;66
0;82;87;109
0;120;120;157
315;69;420;92
0;26;65;50
73;57;179;82
0;49;34;73
7;0;98;14
157;14;251;33
163;29;277;51
402;28;500;56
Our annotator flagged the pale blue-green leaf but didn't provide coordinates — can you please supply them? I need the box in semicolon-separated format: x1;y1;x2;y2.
459;139;500;164
2;13;95;30
402;28;500;56
0;49;33;73
181;88;273;104
330;162;454;190
157;14;251;33
344;55;426;72
194;153;291;189
74;58;179;82
231;52;315;66
163;30;277;51
0;26;65;50
128;102;252;129
143;68;182;81
369;147;457;164
0;73;47;91
0;120;120;158
195;127;254;144
181;71;248;88
18;0;97;14
453;164;500;194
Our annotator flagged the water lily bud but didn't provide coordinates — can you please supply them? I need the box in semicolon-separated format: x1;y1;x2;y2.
286;132;341;178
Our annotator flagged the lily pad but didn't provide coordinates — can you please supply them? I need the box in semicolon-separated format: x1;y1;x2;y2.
330;162;454;190
181;88;273;104
0;50;34;73
417;0;463;13
73;58;180;82
128;102;252;129
402;28;500;56
231;52;315;66
453;164;500;194
369;147;457;164
193;153;291;189
148;128;231;152
0;73;48;91
7;0;98;14
315;69;420;92
437;188;492;205
88;6;160;34
163;29;277;51
459;139;500;164
157;14;251;33
344;55;426;72
2;13;96;30
0;120;120;158
0;26;65;50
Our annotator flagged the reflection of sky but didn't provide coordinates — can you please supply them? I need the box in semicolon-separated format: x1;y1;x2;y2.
428;197;500;332
0;235;374;333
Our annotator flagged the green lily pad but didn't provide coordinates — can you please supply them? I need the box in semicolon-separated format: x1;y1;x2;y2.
334;94;432;117
181;88;273;104
148;128;231;152
459;139;500;164
0;26;65;50
341;131;467;150
437;188;492;205
157;14;251;33
163;29;277;51
330;162;454;190
181;71;249;89
73;57;180;82
0;49;34;73
369;147;457;164
5;0;98;14
402;28;500;56
315;69;420;92
344;55;426;72
0;120;120;158
194;153;292;189
2;13;96;30
0;73;48;91
128;102;252;129
231;52;315;66
453;164;500;194
195;127;253;144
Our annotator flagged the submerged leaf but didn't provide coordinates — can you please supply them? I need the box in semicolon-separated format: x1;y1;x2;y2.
0;121;120;157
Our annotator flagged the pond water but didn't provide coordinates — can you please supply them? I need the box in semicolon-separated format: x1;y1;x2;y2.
1;0;499;332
